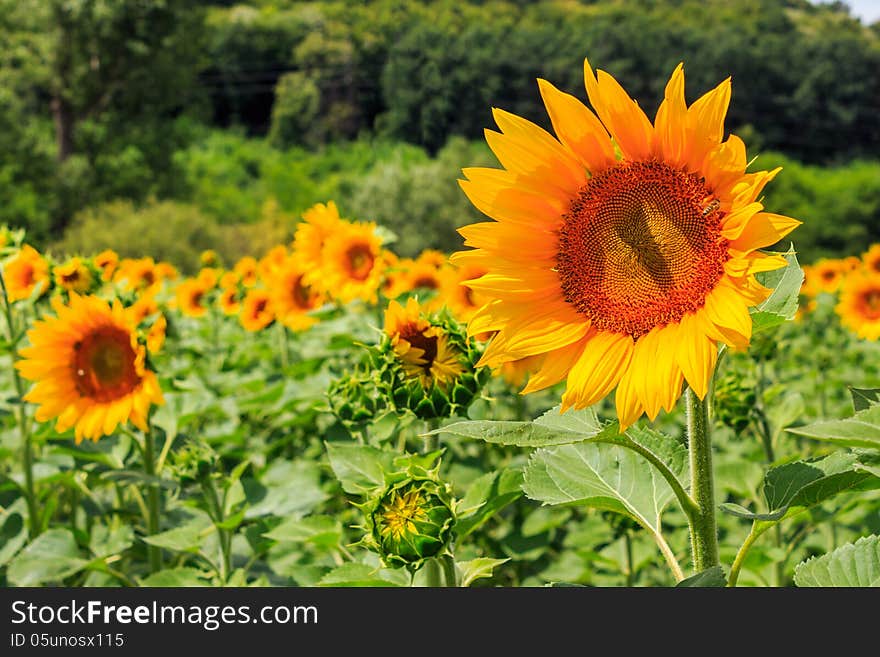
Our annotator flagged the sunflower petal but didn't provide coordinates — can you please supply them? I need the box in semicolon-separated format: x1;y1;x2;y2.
561;331;634;411
584;58;653;161
537;78;616;175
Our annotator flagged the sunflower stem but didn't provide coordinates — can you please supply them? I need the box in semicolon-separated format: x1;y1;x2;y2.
201;475;231;583
424;558;442;588
0;269;39;539
685;387;719;573
728;523;766;587
441;554;458;587
276;321;290;369
142;425;162;574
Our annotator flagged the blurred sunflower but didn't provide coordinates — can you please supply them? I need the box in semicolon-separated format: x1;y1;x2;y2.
439;262;488;323
837;273;880;340
379;250;409;299
94;249;119;282
3;245;50;302
127;293;159;326
240;289;274;331
116;257;159;292
175;279;210;318
812;258;845;294
218;287;241;316
197;267;220;289
269;256;324;331
15;294;163;442
292;201;342;274
233;256;259;287
405;257;443;294
200;249;220;267
384;298;463;389
54;257;95;294
257;246;287;282
321;221;384;303
454;60;799;429
862;244;880;275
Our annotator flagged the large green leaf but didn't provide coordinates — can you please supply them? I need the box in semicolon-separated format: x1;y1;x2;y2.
750;246;802;333
794;535;880;587
7;529;88;585
720;452;873;522
522;436;688;534
432;406;617;447
0;505;27;567
787;405;880;449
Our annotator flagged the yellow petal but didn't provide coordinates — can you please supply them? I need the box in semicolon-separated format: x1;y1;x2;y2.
521;336;590;394
653;63;688;167
561;331;634;411
583;58;653;161
614;365;644;432
730;212;802;252
675;312;718;400
537;78;616;175
685;77;731;172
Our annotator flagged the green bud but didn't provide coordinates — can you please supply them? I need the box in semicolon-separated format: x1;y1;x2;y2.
362;474;455;570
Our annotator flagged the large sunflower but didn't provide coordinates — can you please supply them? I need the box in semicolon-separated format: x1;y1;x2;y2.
3;245;50;302
837;272;880;340
321;221;384;304
268;255;324;331
454;60;800;429
15;294;163;442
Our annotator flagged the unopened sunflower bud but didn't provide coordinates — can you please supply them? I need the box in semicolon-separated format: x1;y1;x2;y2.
364;477;455;570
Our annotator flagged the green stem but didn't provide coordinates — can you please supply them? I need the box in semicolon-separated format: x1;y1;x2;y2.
686;387;719;572
728;523;766;587
425;558;442;588
142;427;162;574
624;530;635;586
0;270;38;539
201;476;231;582
441;554;458;587
276;321;290;369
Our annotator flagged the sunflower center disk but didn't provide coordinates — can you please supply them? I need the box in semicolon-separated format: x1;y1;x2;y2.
345;245;375;281
73;327;140;402
557;161;729;339
862;290;880;318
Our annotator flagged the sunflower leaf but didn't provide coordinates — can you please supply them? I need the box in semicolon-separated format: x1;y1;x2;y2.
794;535;880;587
787;404;880;449
7;529;89;585
751;245;802;333
431;406;618;447
522;440;688;534
850;387;880;412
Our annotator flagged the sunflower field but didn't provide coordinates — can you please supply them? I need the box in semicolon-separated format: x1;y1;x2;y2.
2;2;880;590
